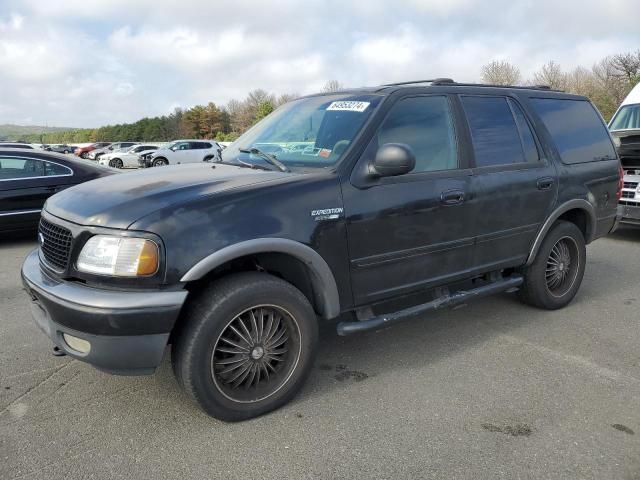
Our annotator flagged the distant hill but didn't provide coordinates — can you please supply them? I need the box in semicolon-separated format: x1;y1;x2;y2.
0;124;74;141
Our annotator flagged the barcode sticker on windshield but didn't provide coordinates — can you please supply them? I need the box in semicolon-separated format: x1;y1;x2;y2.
326;101;370;112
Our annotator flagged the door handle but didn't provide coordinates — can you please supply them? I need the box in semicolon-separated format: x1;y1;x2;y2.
440;189;465;205
536;177;554;190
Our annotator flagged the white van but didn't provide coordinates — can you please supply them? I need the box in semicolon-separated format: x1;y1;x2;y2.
610;83;640;225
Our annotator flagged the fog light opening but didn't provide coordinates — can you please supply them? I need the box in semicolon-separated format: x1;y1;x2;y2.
62;334;91;354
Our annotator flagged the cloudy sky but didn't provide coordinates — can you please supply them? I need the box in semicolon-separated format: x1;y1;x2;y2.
0;0;637;128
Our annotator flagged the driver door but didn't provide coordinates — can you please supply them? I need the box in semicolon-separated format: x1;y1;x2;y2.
171;141;193;164
343;94;476;305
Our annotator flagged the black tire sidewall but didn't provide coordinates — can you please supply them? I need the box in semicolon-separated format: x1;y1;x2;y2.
177;273;318;421
524;221;586;309
153;158;167;167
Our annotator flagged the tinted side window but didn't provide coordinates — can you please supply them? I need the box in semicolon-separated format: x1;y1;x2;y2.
0;157;45;179
508;99;539;163
530;98;616;164
376;96;457;173
462;96;525;167
45;162;72;176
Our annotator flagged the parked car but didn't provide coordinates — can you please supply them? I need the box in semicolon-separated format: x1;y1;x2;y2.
0;142;34;149
22;79;621;421
98;144;160;168
609;82;640;226
145;140;221;167
1;149;114;233
88;142;138;161
46;144;76;154
75;142;112;159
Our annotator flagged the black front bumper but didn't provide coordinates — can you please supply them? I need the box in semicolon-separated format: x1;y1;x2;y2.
21;249;188;375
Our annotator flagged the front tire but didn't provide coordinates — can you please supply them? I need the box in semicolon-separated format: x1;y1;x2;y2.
153;157;168;167
112;158;123;168
172;272;318;421
518;221;586;310
80;152;88;159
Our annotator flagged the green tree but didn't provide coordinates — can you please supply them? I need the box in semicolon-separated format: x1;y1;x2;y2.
255;100;274;123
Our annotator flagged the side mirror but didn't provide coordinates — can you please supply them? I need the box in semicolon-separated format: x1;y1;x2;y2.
370;143;415;177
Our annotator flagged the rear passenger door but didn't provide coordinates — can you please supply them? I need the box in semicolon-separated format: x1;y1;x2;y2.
460;95;557;270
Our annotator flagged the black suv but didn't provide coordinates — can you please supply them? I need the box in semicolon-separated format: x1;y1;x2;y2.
22;79;622;421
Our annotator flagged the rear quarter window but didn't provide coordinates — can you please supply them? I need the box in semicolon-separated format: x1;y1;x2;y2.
530;98;616;164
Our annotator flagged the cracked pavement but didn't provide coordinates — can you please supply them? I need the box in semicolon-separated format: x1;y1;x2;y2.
1;229;639;479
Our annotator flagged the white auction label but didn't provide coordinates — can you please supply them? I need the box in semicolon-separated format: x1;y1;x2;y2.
326;101;370;112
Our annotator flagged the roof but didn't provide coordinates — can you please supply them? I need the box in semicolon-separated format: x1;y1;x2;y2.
300;78;573;100
621;83;640;106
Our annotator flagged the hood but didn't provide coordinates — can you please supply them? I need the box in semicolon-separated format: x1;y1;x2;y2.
611;129;640;139
150;147;170;157
45;163;292;229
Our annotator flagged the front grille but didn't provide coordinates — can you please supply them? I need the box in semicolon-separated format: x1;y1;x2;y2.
39;218;73;271
623;181;638;189
622;191;636;199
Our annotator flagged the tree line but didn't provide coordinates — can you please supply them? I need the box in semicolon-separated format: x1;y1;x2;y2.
480;50;640;120
16;81;345;145
14;51;640;144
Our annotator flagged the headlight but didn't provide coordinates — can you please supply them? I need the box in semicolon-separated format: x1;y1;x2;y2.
612;136;621;148
77;235;159;276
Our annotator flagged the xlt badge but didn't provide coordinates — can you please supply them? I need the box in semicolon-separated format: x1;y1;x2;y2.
311;207;344;221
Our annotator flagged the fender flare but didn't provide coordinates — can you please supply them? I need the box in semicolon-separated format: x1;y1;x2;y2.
526;199;596;265
180;238;341;319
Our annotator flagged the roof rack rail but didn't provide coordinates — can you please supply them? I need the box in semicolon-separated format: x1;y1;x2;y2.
381;79;559;92
381;78;454;87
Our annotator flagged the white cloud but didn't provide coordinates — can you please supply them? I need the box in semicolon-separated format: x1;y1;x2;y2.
0;0;637;127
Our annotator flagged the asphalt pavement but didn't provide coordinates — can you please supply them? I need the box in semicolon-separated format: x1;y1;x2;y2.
1;229;639;479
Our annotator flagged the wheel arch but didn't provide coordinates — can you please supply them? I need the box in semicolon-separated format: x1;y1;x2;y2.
180;238;341;319
526;199;596;266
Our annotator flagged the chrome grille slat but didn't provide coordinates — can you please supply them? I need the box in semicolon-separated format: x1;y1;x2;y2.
38;218;72;270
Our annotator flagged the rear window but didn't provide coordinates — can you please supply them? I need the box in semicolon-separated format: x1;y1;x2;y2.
531;98;616;164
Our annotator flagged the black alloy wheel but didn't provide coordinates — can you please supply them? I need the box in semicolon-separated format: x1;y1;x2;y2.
211;305;301;403
545;236;580;298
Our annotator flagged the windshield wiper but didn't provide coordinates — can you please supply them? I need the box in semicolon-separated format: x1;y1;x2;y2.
239;147;289;172
216;159;271;171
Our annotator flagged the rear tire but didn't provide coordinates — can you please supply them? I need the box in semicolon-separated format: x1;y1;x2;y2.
172;272;318;421
80;152;88;159
518;221;586;310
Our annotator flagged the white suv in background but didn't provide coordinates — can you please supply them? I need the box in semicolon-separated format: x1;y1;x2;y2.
98;144;161;168
147;140;221;167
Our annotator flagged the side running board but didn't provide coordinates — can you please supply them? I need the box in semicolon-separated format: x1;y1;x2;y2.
336;275;523;336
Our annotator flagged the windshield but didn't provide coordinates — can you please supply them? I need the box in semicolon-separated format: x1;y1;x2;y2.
221;94;382;168
610;104;640;130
